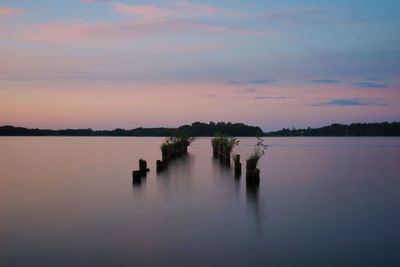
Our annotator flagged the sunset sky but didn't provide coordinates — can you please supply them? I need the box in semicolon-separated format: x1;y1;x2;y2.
0;0;399;131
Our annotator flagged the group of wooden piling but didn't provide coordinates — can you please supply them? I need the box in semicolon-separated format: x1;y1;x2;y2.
132;134;195;182
132;135;262;185
212;136;242;177
212;140;230;165
211;136;261;184
157;140;189;173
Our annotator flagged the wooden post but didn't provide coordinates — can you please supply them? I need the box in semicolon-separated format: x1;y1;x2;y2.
234;154;241;177
225;147;231;166
156;160;163;172
162;146;168;163
246;167;260;185
139;159;147;174
212;144;218;158
132;170;143;183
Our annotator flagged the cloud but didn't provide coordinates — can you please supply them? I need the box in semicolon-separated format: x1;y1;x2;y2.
0;6;22;16
170;1;218;15
310;79;342;84
366;77;383;81
352;82;387;88
227;79;276;85
112;4;173;20
241;88;257;93
111;1;241;21
312;98;388;106
170;1;242;17
20;1;252;43
81;0;112;3
246;79;275;84
255;96;293;99
20;19;239;43
256;7;384;27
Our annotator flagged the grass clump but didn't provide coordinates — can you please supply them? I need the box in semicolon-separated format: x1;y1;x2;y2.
246;136;268;170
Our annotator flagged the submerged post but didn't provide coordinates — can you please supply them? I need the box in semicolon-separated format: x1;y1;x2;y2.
234;154;241;177
156;160;163;172
245;137;267;185
139;159;148;175
132;170;143;183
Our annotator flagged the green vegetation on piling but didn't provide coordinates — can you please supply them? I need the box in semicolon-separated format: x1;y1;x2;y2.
160;130;196;165
246;137;268;182
211;135;239;165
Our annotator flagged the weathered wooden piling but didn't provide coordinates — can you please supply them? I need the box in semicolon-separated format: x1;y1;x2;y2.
245;136;267;185
234;154;241;177
246;157;260;184
132;159;149;183
132;170;143;183
156;160;164;172
211;136;239;167
246;167;260;185
212;142;218;158
158;134;196;173
139;159;148;174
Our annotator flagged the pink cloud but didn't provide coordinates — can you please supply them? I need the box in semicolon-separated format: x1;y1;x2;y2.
111;1;243;21
18;1;253;44
81;0;112;3
170;0;242;17
20;19;248;43
170;1;217;15
0;6;22;16
113;3;174;20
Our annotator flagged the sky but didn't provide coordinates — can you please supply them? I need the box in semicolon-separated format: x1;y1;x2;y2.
0;0;399;131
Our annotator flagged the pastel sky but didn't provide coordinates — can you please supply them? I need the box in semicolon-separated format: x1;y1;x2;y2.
0;0;399;131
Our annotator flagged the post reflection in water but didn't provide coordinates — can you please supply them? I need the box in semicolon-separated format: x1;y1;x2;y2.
132;174;146;190
246;180;262;231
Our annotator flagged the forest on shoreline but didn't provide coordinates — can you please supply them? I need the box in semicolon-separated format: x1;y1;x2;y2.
1;122;399;137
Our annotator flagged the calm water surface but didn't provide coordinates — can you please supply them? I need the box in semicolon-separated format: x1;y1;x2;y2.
1;137;399;267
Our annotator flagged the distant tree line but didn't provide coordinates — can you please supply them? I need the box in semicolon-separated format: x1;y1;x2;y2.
263;122;400;136
0;122;263;137
2;122;399;137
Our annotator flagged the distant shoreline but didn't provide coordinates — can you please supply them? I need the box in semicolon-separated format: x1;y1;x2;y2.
1;121;399;137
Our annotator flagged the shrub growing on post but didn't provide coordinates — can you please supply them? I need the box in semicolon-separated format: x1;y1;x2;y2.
211;135;239;165
246;137;268;184
158;130;196;171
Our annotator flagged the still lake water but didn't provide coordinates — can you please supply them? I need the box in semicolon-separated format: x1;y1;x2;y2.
1;137;399;267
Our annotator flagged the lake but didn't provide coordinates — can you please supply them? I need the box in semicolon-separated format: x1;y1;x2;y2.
1;137;399;267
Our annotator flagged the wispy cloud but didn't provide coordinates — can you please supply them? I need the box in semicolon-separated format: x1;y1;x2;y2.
352;82;387;88
241;88;257;93
310;79;342;84
81;0;112;3
246;79;275;84
0;6;23;16
21;19;239;43
255;96;293;100
112;4;173;20
20;1;251;43
171;1;217;15
366;77;383;81
227;79;275;85
111;1;241;21
312;98;389;106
